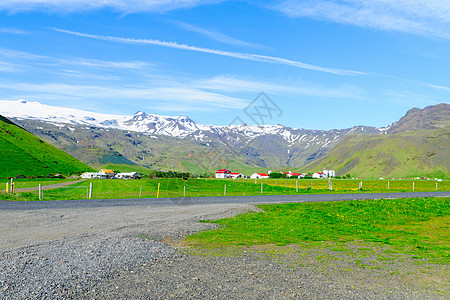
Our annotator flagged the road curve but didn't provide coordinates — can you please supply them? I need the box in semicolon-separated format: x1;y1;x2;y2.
1;191;449;210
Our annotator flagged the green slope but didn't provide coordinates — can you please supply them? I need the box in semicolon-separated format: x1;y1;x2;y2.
0;115;93;178
302;128;450;179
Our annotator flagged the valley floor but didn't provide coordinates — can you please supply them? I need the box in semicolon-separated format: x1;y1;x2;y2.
0;202;448;299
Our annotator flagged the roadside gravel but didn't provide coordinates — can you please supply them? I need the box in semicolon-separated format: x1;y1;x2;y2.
0;203;448;299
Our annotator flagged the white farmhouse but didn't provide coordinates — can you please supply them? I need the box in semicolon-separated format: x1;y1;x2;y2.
115;172;141;179
312;172;323;179
98;169;115;179
80;172;100;179
230;172;244;179
322;170;335;178
250;173;270;179
215;169;231;179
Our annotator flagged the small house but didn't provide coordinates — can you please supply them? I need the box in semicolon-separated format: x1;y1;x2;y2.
115;172;141;179
312;172;323;179
284;171;302;178
215;169;231;179
322;170;335;178
230;172;244;179
98;169;115;179
81;172;100;179
250;173;270;179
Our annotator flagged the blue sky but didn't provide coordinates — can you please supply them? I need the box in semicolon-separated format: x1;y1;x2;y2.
0;0;449;130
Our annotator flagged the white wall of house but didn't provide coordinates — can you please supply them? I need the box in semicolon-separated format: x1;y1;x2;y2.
116;172;140;179
322;170;335;177
250;173;269;179
81;172;99;179
215;173;231;179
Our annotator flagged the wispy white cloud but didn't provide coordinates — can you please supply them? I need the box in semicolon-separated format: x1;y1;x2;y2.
0;47;151;72
56;58;150;70
0;81;249;112
175;21;264;48
0;48;46;60
0;0;224;13
0;28;27;34
276;0;450;40
197;75;364;99
382;89;444;106
53;28;363;76
424;83;450;91
0;61;19;72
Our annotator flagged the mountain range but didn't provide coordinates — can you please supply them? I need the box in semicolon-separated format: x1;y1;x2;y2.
1;100;449;178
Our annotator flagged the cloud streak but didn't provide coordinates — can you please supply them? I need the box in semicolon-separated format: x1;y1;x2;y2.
175;21;263;48
0;81;249;112
0;0;224;13
53;28;363;76
276;0;450;40
197;75;364;99
0;28;27;34
0;47;151;72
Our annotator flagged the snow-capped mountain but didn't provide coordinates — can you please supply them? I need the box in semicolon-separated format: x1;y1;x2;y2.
0;99;383;141
0;99;212;137
0;99;394;172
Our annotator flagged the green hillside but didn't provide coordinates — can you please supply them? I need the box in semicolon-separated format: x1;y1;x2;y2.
0;115;93;178
302;128;450;179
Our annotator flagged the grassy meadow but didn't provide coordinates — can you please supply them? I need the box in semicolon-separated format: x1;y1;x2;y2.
187;197;450;264
0;177;448;201
0;115;93;178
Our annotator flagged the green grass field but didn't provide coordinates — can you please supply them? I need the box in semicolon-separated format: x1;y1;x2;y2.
187;197;450;264
0;178;449;201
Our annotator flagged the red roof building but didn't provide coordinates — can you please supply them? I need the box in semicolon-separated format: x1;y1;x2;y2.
215;168;231;178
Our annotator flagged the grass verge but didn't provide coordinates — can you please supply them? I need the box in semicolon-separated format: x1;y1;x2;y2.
1;178;449;201
186;197;450;265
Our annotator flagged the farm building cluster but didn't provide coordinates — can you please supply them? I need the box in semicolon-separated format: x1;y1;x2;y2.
80;169;141;179
215;169;335;179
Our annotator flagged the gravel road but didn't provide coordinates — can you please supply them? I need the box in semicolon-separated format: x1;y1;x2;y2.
0;195;448;299
1;191;449;210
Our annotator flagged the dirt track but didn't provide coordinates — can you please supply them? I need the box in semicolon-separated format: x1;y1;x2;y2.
0;179;86;193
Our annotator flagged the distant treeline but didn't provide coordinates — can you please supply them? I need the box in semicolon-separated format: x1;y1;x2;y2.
148;170;191;179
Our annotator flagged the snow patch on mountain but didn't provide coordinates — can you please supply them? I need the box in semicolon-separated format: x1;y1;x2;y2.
0;99;384;143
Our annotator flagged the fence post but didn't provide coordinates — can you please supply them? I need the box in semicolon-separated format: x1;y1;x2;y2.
296;180;298;192
224;184;226;196
39;184;42;200
157;183;160;198
311;181;313;189
139;186;142;198
413;181;415;191
89;182;93;199
184;186;186;197
261;182;263;194
388;181;389;190
6;183;9;193
329;181;332;191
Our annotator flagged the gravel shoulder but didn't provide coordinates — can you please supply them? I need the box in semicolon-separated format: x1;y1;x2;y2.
0;202;448;299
